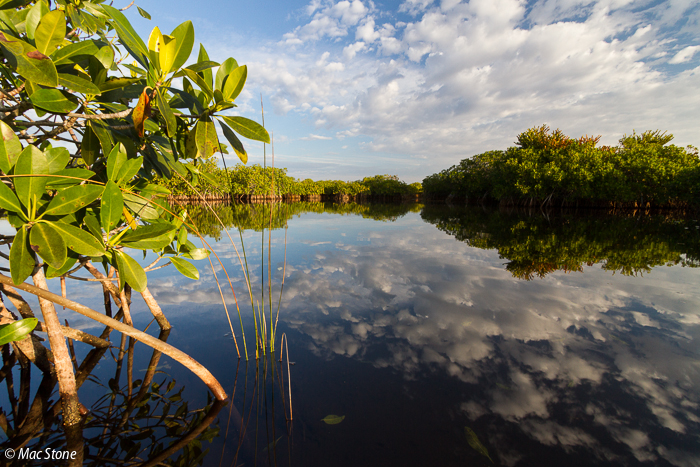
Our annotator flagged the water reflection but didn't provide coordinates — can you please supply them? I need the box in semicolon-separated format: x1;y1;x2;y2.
275;204;700;465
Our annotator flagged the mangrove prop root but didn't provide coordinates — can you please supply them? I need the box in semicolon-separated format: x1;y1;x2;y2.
0;273;228;402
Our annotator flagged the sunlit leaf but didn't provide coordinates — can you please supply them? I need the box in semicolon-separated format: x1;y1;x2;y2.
50;40;100;66
220;120;247;164
120;223;176;249
45;147;70;174
24;0;48;41
43;184;103;216
100;4;149;68
159;34;177;75
46;251;79;278
0;318;38;346
58;73;101;95
45;168;95;189
133;88;151;138
101;181;123;233
34;9;65;56
222;65;246;102
170;257;198;280
98;77;140;93
95;45;114;69
321;415;345;425
137;6;151;20
195;120;218;159
29;221;66;269
115;250;147;292
221;116;270;144
197;44;213;90
465;427;493;463
215;57;238;91
0;120;22;173
47;221;105;257
14;145;49;208
9;226;35;285
181;248;210;260
0;180;23;214
107;143;128;182
169;21;194;73
81;124;100;166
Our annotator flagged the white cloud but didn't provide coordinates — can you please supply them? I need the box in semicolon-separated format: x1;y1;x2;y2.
669;45;700;64
301;134;333;140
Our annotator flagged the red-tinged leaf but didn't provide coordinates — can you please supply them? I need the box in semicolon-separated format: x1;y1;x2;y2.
133;88;151;138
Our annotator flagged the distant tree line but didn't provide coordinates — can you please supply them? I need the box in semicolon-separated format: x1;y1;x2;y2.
422;126;700;208
155;161;423;198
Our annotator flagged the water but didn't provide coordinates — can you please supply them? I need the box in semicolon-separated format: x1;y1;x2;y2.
1;203;699;466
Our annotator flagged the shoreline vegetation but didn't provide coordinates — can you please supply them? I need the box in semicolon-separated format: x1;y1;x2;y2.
155;165;423;202
422;126;700;210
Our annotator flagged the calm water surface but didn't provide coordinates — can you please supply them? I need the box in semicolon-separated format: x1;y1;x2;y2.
2;203;699;466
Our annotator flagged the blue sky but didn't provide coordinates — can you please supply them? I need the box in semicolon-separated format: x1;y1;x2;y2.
125;0;699;182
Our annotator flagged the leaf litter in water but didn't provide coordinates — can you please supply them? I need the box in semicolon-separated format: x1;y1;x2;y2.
465;427;493;463
321;415;345;425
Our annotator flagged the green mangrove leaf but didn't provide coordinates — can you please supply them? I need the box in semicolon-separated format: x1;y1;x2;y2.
24;0;48;41
181;248;210;260
222;65;246;102
58;73;101;95
94;44;114;69
137;6;151;20
168;21;194;73
120;223;176;249
43;184;103;215
169;257;198;280
50;40;100;66
0;318;38;346
101;181;123;232
47;221;105;256
156;88;176;137
214;57;238;91
81;124;100;166
50;169;89;188
29;221;66;269
115;250;147;292
16;50;58;87
90;120;114;156
321;415;345;425
100;4;149;68
195;120;218;159
0;120;22;173
9;226;35;285
174;60;219;76
30;88;79;113
82;214;103;243
98;77;140;93
14;145;49;208
106;143;127;182
34;9;65;56
197;44;213;89
181;68;213;100
465;427;493;463
221;116;270;144
220;120;247;163
44;148;69;175
123;192;160;219
0;180;23;214
116;157;142;187
46;251;79;278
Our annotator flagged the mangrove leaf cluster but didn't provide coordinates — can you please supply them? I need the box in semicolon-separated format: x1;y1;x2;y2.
422;126;700;207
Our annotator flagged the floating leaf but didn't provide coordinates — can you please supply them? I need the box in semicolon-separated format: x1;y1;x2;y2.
0;318;38;346
321;415;345;425
465;427;493;463
29;221;66;269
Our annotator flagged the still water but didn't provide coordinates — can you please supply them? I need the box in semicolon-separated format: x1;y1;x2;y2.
2;202;699;466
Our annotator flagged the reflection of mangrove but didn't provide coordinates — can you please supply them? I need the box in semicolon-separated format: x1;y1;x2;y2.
0;320;224;466
0;323;293;465
179;201;424;239
421;205;700;280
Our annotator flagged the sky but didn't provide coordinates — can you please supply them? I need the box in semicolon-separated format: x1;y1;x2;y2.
124;0;700;182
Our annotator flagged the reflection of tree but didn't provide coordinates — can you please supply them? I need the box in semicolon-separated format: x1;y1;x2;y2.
178;202;423;239
421;205;700;280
